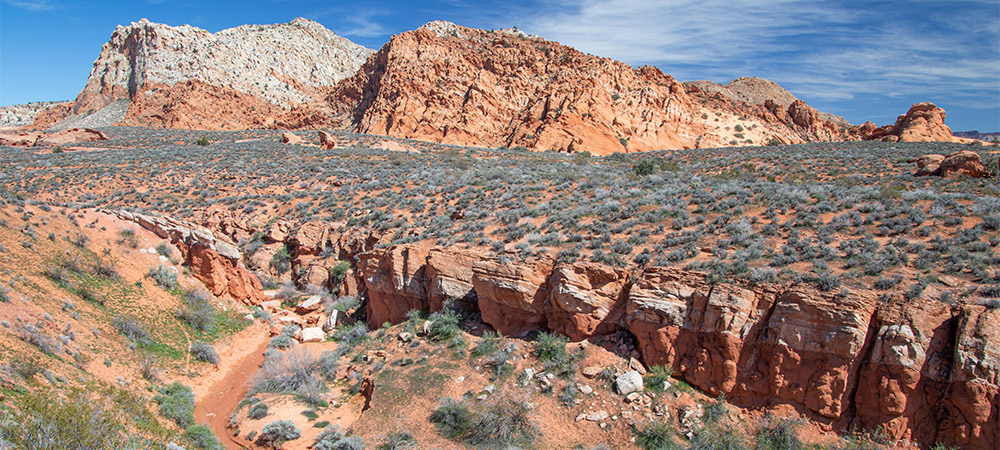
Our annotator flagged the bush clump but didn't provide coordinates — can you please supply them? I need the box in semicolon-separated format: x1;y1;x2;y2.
190;341;220;364
155;382;195;428
148;265;178;289
313;425;365;450
177;290;218;333
430;395;537;448
256;420;301;448
112;315;152;346
184;424;224;450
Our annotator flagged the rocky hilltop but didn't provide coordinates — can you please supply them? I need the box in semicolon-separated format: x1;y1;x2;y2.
31;19;966;152
63;18;372;129
330;22;853;154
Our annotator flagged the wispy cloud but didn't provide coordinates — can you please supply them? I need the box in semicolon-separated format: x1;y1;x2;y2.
520;0;999;116
2;0;54;11
340;10;389;38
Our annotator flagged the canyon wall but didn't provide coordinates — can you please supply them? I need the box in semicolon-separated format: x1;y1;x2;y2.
197;211;995;449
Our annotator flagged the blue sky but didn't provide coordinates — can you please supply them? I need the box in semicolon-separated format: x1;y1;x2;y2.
2;0;998;131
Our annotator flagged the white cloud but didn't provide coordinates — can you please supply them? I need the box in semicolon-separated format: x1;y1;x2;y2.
3;0;54;11
520;0;999;112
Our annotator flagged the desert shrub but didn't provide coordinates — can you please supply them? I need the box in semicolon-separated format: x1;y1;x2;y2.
190;341;219;364
471;330;500;357
269;333;296;350
184;424;224;450
333;322;369;349
256;420;301;448
177;290;218;333
429;397;474;439
317;350;340;380
703;395;728;424
251;347;325;404
635;421;681;450
645;365;673;392
378;431;416;450
426;305;461;341
17;323;62;355
112;315;152;346
248;402;268;420
118;228;138;248
559;384;579;406
534;332;582;376
689;425;748;450
313;425;364;450
466;395;538;448
633;160;657;176
328;261;351;287
148;265;177;289
1;388;154;449
755;418;803;450
270;245;292;274
93;258;121;281
155;382;195;428
195;137;210;146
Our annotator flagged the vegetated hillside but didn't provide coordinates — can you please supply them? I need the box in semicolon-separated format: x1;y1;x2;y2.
0;200;264;449
45;18;372;131
2;128;998;449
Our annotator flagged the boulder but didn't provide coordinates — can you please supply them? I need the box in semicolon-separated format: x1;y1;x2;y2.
615;371;643;395
939;151;988;178
299;327;324;343
295;295;322;314
318;130;336;149
34;128;109;147
281;132;301;145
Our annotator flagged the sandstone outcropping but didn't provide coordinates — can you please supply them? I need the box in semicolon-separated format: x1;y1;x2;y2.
189;210;997;448
0;128;108;147
107;209;265;304
910;150;990;178
57;18;372;130
859;103;957;143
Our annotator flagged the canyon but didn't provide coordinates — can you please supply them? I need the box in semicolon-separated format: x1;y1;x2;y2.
106;204;997;449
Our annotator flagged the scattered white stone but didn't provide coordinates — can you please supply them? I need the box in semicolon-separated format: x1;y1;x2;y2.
299;327;324;342
483;384;496;395
398;332;413;342
615;370;644;395
455;376;465;383
575;413;587;422
139;248;148;254
158;255;169;262
586;411;609;422
577;383;593;395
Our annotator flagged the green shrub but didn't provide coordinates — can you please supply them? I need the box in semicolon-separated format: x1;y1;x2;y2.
644;365;673;392
184;424;224;450
534;332;581;376
248;402;268;420
635;421;681;450
466;395;538;448
313;425;365;450
256;420;300;448
471;330;500;357
755;418;803;450
427;305;461;341
633;160;657;176
195;137;210;146
251;347;326;405
689;425;748;450
154;382;195;428
378;431;417;450
112;315;152;346
190;341;219;364
177;290;218;333
328;261;351;287
429;397;474;439
148;265;178;289
270;245;292;274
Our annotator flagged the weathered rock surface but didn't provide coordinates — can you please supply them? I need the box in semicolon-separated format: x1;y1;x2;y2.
860;102;957;143
358;243;432;327
546;262;628;341
68;18;372;130
0;128;108;147
910;151;989;178
107;209;265;304
0;101;71;128
472;257;554;336
191;218;998;449
330;22;847;154
425;247;484;312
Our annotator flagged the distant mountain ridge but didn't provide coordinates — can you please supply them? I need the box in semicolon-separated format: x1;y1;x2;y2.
22;18;965;152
